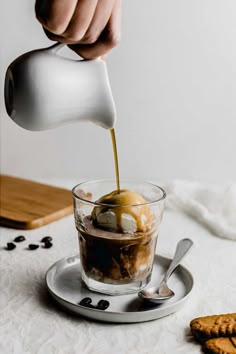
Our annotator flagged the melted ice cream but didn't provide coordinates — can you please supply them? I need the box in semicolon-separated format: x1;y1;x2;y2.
92;189;153;233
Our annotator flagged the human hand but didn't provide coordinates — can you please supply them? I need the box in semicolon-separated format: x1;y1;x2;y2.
35;0;121;59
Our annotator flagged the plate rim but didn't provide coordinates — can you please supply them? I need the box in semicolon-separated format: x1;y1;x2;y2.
45;253;194;320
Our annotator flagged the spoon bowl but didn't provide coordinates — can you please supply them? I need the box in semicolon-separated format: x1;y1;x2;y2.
138;283;175;304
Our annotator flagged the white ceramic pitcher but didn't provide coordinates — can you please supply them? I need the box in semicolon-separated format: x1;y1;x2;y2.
4;43;116;131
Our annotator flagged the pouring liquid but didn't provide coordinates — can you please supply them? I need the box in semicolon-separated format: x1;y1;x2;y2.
110;128;120;193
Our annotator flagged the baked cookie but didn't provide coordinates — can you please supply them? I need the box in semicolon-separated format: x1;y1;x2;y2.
190;313;236;343
203;337;236;354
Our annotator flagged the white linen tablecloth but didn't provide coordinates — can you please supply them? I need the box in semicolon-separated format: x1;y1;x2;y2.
0;179;236;354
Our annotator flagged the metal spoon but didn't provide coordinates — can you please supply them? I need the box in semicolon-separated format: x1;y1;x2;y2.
138;238;193;304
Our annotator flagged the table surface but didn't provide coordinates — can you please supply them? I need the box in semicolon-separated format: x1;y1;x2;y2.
1;180;236;354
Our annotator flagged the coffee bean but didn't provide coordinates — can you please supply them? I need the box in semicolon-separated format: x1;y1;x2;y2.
14;235;26;242
28;244;39;250
41;236;53;243
6;242;16;250
43;241;53;249
79;297;93;307
96;299;110;310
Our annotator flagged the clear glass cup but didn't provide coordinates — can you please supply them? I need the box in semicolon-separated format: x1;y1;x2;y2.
72;180;166;295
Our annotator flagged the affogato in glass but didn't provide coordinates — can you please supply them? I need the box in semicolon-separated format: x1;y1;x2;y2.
72;180;166;295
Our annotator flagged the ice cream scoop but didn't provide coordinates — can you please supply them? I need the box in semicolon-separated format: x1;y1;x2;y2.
92;190;154;233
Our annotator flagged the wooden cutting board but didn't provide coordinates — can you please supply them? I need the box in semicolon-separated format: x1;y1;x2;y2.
0;175;73;229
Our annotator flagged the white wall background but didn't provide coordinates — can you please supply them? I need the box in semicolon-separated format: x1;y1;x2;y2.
1;0;235;183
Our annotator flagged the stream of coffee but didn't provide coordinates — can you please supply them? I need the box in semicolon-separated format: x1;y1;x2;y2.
110;128;120;193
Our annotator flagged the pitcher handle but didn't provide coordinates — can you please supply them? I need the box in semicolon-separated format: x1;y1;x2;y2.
46;42;65;54
47;42;102;61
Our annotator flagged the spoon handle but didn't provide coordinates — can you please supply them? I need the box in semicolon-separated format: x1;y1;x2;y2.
162;238;193;283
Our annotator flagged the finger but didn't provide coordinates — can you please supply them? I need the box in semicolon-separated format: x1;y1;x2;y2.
69;0;121;59
108;0;122;42
62;0;98;42
78;0;114;44
43;0;114;45
35;0;78;35
42;28;70;44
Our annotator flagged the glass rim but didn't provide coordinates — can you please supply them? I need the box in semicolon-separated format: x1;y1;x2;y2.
72;179;166;207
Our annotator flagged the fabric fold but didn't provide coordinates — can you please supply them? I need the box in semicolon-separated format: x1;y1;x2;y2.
165;181;236;241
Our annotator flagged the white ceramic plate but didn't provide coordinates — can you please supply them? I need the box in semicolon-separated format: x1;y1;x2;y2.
46;254;194;323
